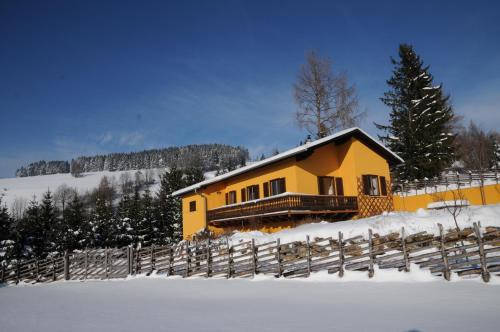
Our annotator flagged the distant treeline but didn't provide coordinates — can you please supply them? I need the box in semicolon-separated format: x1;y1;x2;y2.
16;144;249;177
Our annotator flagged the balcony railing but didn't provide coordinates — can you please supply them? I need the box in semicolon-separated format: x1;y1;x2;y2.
207;193;358;223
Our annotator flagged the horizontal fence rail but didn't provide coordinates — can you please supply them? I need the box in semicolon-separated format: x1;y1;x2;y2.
394;170;500;195
207;194;359;222
2;223;500;285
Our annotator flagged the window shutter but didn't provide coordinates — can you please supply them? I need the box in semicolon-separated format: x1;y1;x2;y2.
317;177;324;195
380;176;387;196
225;193;229;205
241;188;246;202
335;177;344;196
362;175;371;195
263;182;269;197
280;178;286;193
255;185;260;199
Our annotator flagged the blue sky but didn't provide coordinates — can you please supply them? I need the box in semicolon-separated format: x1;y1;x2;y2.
1;0;499;177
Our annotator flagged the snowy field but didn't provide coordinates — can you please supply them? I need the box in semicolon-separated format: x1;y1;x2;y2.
1;275;499;332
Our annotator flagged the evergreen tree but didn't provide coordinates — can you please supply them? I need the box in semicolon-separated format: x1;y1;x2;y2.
39;190;58;255
184;166;205;187
377;44;456;181
139;189;157;247
62;193;90;252
115;192;136;248
20;198;46;259
156;167;184;245
89;196;115;248
0;196;15;265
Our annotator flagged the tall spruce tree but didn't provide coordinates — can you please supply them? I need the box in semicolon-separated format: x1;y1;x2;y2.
62;193;90;252
0;196;15;265
90;196;115;248
39;190;58;256
115;193;135;248
156;167;184;245
377;44;456;181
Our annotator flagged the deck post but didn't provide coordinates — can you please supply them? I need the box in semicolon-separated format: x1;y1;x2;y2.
473;222;490;282
168;246;174;276
438;224;451;281
338;231;344;278
368;229;374;278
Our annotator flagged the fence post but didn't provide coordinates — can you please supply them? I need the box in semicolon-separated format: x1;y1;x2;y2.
184;241;190;278
1;261;5;283
84;251;88;280
227;240;233;278
150;244;155;275
338;231;344;278
401;227;410;272
168;246;174;276
473;222;490;282
64;251;70;281
206;239;212;278
16;260;20;284
368;229;374;278
52;257;56;281
126;247;131;275
276;238;282;277
105;249;109;279
438;224;451;281
306;235;312;277
251;239;257;276
36;260;40;282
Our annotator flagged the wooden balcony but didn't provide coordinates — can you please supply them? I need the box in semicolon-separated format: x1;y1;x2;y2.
207;193;358;225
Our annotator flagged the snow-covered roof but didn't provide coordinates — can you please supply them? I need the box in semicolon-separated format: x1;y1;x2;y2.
173;127;404;196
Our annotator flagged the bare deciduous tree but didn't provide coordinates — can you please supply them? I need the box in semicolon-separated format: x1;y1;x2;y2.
294;50;364;138
54;184;75;213
10;196;28;220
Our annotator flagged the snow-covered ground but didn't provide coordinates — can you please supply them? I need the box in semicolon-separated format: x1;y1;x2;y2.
1;276;499;332
228;204;500;245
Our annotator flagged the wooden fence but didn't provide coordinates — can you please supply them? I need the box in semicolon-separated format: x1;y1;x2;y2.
2;222;500;285
394;170;499;195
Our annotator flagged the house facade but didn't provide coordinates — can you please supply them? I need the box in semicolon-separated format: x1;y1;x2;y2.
173;127;403;239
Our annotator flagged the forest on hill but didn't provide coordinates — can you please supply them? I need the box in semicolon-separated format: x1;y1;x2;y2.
15;144;249;177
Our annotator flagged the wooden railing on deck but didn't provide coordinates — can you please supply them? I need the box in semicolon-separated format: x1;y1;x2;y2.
207;194;358;222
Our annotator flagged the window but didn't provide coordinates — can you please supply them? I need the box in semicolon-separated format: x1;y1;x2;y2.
380;176;387;196
362;175;380;196
225;190;237;205
246;185;260;201
318;176;335;195
335;177;344;196
189;201;196;212
270;178;286;196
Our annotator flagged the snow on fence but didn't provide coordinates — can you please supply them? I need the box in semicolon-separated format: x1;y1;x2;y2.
2;222;500;285
393;170;499;196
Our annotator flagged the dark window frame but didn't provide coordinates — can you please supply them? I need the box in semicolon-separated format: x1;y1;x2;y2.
362;174;381;196
318;176;336;195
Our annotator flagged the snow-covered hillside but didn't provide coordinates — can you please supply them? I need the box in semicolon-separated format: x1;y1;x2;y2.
0;169;163;210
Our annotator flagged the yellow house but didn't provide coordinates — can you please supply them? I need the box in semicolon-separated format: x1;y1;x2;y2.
173;127;404;239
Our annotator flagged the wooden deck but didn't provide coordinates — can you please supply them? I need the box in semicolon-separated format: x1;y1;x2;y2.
207;194;358;225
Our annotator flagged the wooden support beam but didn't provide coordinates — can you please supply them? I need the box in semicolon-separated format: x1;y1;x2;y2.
368;229;374;278
338;231;344;278
473;222;490;282
401;227;410;272
251;239;257;276
306;235;312;276
438;224;451;281
206;238;212;278
276;238;282;277
64;251;70;280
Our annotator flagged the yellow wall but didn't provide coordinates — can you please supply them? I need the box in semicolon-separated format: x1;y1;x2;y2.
181;137;393;239
393;184;500;212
